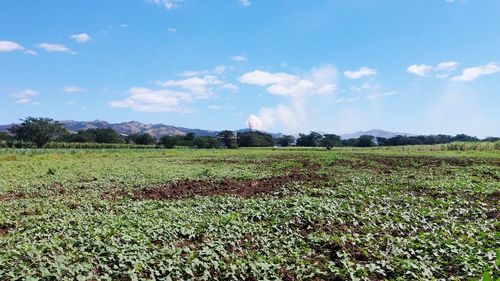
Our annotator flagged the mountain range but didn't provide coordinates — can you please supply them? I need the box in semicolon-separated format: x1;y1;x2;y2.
0;120;412;139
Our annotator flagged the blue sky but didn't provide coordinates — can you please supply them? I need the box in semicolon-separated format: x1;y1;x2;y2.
1;0;499;137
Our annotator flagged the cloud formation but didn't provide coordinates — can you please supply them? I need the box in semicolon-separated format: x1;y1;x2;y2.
240;0;251;7
64;86;88;93
146;0;181;10
407;61;458;77
344;67;377;79
11;89;39;104
70;33;91;43
451;63;500;82
231;55;248;62
110;75;236;112
36;43;73;53
240;65;338;132
0;40;36;55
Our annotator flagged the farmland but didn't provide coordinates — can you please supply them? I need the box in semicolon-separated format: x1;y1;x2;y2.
0;147;499;280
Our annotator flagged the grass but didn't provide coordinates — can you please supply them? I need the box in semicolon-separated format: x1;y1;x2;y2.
0;147;499;280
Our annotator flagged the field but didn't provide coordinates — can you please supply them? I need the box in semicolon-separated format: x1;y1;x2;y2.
0;147;499;280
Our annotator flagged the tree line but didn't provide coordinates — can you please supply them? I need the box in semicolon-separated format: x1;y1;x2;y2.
0;117;497;149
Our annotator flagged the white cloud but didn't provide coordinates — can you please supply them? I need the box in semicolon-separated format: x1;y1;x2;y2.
241;65;338;132
111;74;236;112
0;40;36;55
208;105;223;110
231;55;248;62
36;43;73;53
178;65;233;77
70;33;91;43
11;89;39;104
168;27;177;33
15;98;31;104
157;75;235;96
120;24;129;28
367;91;397;100
407;64;434;77
11;89;38;98
0;40;24;52
240;0;251;7
407;61;459;77
110;87;196;112
344;67;377;79
451;63;500;82
239;65;337;97
435;61;458;71
64;86;87;93
146;0;182;10
213;65;227;74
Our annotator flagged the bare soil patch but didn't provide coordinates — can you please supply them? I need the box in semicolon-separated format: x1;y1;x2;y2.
0;223;15;236
131;173;327;200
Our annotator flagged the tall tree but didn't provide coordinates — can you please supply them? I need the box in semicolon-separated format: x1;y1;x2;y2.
237;131;274;147
128;132;156;145
356;135;375;147
277;135;295;147
217;130;237;148
320;134;341;150
9;117;67;148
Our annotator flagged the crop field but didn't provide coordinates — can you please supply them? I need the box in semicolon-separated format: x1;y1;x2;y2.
0;148;499;280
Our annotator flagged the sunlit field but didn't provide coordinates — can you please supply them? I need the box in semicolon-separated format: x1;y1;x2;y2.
0;147;498;280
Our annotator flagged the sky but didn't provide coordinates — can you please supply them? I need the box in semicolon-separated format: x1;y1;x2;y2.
1;0;499;137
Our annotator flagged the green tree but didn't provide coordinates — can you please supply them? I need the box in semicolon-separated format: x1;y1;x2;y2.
320;134;341;150
8;117;67;148
277;135;295;147
356;135;375;147
159;135;178;149
217;130;237;148
296;132;323;147
0;132;13;141
237;131;274;147
128;133;156;145
194;136;219;148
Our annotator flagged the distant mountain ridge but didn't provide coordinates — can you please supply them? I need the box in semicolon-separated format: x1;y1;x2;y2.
339;129;413;140
0;120;412;140
0;120;219;139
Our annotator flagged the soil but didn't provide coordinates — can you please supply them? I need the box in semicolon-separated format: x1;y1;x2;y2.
131;172;327;200
0;223;15;236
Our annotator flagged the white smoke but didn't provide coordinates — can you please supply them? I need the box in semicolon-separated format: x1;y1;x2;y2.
240;65;338;133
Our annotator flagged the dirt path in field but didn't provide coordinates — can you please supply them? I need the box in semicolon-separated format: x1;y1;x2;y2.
127;172;327;200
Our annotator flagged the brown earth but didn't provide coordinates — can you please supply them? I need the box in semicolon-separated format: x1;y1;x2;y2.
130;173;327;200
0;223;15;236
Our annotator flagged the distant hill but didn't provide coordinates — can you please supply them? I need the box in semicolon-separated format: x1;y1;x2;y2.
0;120;412;140
0;120;218;139
339;129;413;140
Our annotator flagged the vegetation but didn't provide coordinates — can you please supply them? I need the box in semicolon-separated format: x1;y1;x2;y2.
0;147;498;280
8;117;66;148
126;133;157;145
237;131;274;147
160;133;219;149
217;130;238;149
277;135;295;147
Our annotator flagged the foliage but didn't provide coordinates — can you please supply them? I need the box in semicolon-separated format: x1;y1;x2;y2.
0;132;13;141
356;135;375;147
61;128;124;144
160;134;219;149
296;131;323;147
319;134;341;150
237;131;274;147
8;117;67;148
127;132;157;145
217;130;238;149
277;135;295;147
0;148;498;280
